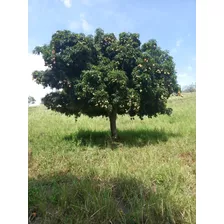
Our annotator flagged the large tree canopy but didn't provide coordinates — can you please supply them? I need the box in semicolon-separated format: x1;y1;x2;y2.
32;28;179;138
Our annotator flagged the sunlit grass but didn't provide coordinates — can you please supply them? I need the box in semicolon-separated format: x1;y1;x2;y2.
28;92;196;224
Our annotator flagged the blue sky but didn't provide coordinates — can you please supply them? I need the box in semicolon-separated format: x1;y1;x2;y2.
28;0;196;103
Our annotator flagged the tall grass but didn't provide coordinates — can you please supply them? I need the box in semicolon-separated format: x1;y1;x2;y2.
28;92;196;224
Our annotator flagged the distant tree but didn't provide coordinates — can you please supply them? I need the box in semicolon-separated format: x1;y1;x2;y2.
28;96;36;105
182;83;196;93
32;28;179;139
40;98;44;105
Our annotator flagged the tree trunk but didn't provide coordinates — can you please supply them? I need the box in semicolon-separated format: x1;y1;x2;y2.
109;108;117;140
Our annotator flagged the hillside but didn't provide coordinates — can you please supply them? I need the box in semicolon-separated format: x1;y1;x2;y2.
28;92;196;224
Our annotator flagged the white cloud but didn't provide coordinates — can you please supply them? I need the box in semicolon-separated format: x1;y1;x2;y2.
28;53;52;105
82;19;92;32
61;0;72;8
68;20;81;30
80;14;93;33
68;14;93;33
171;48;177;54
187;65;193;71
176;39;183;47
170;38;184;54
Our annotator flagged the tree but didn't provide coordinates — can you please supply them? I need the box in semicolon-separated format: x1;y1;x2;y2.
32;29;179;139
28;96;36;105
182;83;196;93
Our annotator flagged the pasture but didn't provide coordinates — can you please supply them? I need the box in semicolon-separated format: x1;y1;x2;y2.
28;92;196;224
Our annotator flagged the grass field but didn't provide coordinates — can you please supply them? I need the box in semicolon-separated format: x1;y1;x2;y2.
28;92;196;224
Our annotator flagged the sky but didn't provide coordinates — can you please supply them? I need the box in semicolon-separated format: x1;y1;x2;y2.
28;0;196;104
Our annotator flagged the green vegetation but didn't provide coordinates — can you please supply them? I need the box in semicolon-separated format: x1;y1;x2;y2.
32;29;179;138
28;93;195;224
